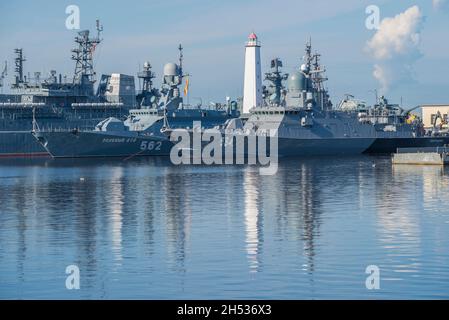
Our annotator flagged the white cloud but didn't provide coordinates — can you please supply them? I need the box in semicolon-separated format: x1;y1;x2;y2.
366;5;423;93
432;0;447;10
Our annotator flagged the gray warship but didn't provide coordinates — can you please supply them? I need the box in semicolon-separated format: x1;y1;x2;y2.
223;40;449;157
33;45;240;158
0;21;137;157
34;38;449;159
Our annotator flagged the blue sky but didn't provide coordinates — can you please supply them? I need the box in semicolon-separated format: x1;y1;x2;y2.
0;0;448;108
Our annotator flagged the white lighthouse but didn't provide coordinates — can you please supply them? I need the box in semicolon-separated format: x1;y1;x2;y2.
243;32;262;115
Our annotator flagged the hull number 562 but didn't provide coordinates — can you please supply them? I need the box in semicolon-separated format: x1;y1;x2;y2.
140;140;162;151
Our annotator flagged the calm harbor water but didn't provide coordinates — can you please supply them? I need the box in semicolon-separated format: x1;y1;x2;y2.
1;155;449;299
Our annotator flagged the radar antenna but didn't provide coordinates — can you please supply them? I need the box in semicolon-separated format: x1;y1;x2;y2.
12;49;26;88
96;19;103;39
137;61;159;107
137;61;156;92
264;58;288;106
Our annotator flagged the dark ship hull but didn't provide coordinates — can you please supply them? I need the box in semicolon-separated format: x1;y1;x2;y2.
33;130;171;158
33;114;238;158
255;136;449;157
274;136;449;156
0;131;48;157
34;125;449;158
0;108;131;157
364;136;449;154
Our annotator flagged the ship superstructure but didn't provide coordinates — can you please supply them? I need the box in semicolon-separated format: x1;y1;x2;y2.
0;20;136;156
33;45;240;158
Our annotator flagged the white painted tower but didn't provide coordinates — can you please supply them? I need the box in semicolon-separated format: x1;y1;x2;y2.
243;32;262;114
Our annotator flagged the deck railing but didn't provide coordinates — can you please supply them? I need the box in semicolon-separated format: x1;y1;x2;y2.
396;146;449;154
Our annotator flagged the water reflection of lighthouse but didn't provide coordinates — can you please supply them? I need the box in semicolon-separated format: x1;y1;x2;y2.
109;167;124;262
244;169;263;273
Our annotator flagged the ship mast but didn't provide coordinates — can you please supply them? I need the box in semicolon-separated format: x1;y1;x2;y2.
178;43;184;80
71;19;103;86
304;39;327;92
303;39;331;110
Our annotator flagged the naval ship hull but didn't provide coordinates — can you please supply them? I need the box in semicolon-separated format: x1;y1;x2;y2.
364;136;449;154
276;137;375;156
36;127;376;158
243;137;449;156
276;136;449;156
0;108;132;157
34;132;438;159
0;131;49;157
33;130;172;158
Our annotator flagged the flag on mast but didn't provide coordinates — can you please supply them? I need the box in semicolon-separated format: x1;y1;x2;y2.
90;43;97;55
184;76;189;96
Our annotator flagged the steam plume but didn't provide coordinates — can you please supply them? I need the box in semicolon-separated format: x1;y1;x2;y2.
366;5;423;93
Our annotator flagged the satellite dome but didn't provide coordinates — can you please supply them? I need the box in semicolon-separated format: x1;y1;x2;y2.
163;62;179;76
288;71;306;91
143;61;150;69
300;64;308;72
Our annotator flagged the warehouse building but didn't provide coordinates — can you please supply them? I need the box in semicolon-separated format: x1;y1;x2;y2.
421;104;449;129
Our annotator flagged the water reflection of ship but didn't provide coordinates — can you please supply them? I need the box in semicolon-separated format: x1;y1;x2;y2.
382;164;449;237
285;162;321;273
0;169;45;283
14;187;28;284
297;164;321;273
162;167;192;272
372;163;449;275
6;165;101;291
392;164;449;209
267;161;322;274
243;160;323;274
3;158;327;288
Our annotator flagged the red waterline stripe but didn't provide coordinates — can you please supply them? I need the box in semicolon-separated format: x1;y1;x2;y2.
0;152;50;158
